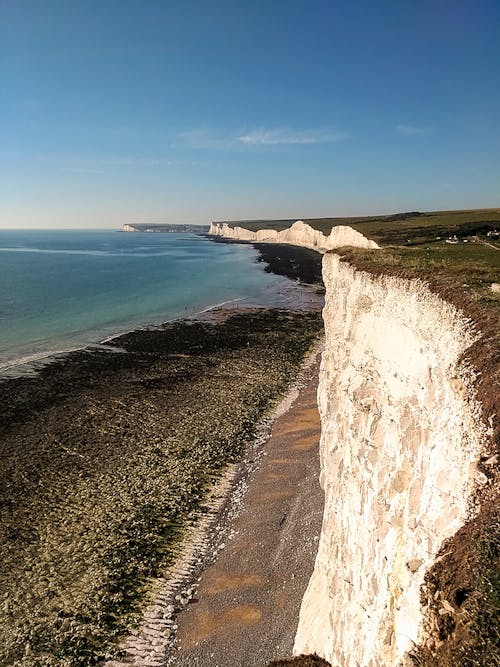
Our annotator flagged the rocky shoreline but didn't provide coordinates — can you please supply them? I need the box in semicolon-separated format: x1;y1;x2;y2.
166;347;325;666
0;310;321;666
0;237;327;666
106;340;325;667
0;300;323;666
209;236;324;287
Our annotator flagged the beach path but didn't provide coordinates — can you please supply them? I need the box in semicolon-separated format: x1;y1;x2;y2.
169;357;324;666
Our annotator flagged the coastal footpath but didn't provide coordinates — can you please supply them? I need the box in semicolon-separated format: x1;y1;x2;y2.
208;221;497;666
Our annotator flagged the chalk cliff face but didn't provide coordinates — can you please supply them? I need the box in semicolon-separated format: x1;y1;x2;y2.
208;220;379;250
208;222;486;663
294;254;484;666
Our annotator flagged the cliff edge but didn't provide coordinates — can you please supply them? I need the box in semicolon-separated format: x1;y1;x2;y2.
207;221;497;666
294;254;487;666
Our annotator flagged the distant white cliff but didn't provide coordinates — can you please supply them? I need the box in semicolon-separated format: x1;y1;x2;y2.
294;254;484;666
208;220;379;250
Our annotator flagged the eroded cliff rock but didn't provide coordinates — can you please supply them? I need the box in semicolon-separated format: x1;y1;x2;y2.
208;220;379;250
294;253;485;667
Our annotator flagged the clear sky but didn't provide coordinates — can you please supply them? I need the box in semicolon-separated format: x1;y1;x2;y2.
1;0;499;228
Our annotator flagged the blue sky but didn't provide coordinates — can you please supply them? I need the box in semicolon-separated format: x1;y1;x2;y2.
1;0;499;228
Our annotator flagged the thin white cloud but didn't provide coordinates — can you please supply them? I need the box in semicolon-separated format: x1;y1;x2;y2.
396;124;434;136
238;128;350;145
177;127;350;150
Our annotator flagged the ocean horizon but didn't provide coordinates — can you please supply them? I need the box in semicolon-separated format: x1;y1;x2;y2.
0;229;295;372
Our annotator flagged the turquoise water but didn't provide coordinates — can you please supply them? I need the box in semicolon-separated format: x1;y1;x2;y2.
0;229;292;368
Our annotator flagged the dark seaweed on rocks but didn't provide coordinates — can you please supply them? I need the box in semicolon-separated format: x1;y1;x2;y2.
0;309;323;667
207;235;324;287
268;656;331;666
253;243;324;286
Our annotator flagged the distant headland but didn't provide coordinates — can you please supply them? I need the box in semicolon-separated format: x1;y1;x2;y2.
122;223;209;233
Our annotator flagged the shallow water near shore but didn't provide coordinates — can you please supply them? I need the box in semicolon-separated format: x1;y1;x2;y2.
0;229;295;370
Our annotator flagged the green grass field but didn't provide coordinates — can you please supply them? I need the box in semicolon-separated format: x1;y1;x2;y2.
341;242;500;303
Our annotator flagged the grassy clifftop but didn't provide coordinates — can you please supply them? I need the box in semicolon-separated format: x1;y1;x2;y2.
214;207;500;246
337;240;499;667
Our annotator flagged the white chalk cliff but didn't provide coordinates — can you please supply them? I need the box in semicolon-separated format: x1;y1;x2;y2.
208;220;379;250
294;253;484;666
208;221;486;665
210;222;485;664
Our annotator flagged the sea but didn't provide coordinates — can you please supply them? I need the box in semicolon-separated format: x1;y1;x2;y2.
0;229;296;373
